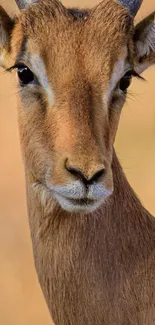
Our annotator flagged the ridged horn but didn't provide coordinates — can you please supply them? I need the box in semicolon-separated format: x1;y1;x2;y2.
117;0;143;16
15;0;38;10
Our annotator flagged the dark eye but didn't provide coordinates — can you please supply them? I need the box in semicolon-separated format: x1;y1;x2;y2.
17;65;34;86
119;71;133;93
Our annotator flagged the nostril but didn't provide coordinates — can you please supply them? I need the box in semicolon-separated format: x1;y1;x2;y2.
65;165;85;180
66;166;78;177
65;161;105;185
91;168;105;184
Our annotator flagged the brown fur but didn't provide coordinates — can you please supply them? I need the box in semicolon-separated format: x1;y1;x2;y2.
27;152;155;325
0;0;155;324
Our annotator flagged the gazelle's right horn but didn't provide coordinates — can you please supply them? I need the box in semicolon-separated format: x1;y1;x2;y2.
117;0;143;16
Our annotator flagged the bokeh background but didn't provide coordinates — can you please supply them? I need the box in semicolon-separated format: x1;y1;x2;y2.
0;0;155;324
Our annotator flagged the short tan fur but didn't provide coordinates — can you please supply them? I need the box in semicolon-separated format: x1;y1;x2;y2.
0;0;155;324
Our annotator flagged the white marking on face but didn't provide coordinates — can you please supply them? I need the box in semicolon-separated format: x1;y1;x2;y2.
31;170;113;213
46;180;86;200
0;51;6;67
104;47;130;106
53;192;102;213
45;175;113;212
31;55;55;105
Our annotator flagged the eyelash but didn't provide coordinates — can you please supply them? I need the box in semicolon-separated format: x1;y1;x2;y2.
127;70;144;80
6;64;25;73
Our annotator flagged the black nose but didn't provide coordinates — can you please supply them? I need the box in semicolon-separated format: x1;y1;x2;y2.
65;164;105;186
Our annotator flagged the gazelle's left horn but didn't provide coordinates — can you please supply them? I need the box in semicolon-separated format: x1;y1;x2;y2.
15;0;38;10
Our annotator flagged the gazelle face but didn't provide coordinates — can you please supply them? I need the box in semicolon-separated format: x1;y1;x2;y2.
1;0;154;213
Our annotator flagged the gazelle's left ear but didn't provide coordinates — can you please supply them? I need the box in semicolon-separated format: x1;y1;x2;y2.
134;12;155;73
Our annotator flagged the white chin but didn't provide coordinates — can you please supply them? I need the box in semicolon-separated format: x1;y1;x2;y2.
54;193;103;213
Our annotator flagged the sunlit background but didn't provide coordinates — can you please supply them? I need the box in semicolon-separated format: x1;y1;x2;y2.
0;0;155;324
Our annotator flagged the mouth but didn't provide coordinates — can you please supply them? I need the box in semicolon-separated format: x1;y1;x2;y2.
53;192;102;213
35;176;113;213
32;181;104;213
68;198;95;205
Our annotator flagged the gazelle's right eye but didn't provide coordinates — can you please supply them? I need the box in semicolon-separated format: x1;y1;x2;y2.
17;65;34;86
119;71;133;93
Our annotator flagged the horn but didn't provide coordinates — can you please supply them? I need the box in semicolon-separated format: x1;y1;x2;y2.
118;0;143;16
15;0;38;10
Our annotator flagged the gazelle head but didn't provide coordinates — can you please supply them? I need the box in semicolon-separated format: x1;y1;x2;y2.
0;0;154;213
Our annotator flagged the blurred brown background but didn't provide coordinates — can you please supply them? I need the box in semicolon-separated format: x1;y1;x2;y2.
0;0;155;324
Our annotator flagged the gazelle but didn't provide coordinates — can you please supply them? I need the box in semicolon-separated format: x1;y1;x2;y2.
0;0;155;324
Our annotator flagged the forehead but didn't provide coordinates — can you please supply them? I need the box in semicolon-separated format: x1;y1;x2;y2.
12;0;133;79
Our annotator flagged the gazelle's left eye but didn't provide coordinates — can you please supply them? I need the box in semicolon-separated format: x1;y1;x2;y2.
17;65;34;86
119;71;133;93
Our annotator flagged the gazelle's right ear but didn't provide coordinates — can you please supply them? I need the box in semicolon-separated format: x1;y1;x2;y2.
0;6;14;68
134;12;155;73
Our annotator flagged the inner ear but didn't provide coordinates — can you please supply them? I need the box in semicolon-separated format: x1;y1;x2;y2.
0;6;14;68
0;6;14;47
133;12;155;73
